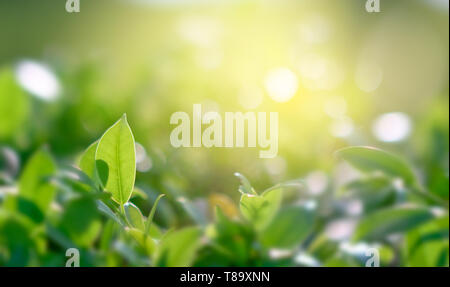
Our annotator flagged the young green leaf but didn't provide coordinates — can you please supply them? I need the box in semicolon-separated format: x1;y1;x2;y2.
354;206;435;242
336;146;416;185
95;114;136;205
154;227;202;267
145;194;165;236
19;148;56;212
234;172;257;195
240;188;282;231
124;202;145;231
260;205;314;248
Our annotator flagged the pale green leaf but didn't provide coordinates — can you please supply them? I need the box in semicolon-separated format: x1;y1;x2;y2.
154;227;202;267
260;205;314;248
124;202;145;231
240;188;282;231
95;114;136;205
145;194;165;235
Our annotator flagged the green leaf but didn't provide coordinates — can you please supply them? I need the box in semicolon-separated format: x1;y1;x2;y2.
3;195;44;224
96;200;125;226
19;148;56;212
336;146;416;185
59;196;102;247
260;205;314;248
207;207;254;265
79;140;98;179
354;206;435;242
406;215;449;266
95;114;136;205
145;194;165;235
127;227;156;255
0;69;29;139
240;188;282;231
0;211;36;266
342;176;397;213
124;202;145;231
154;227;202;267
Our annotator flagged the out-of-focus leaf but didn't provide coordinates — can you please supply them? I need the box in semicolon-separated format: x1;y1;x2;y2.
0;211;35;266
240;188;282;231
307;234;340;262
95;114;136;205
154;227;202;267
3;195;44;224
234;172;256;195
428;167;449;200
124;202;145;231
131;187;148;200
45;223;75;250
0;69;29;139
208;193;239;218
354;206;435;242
19;148;56;213
260;205;314;248
336;146;416;185
59;196;102;247
406;215;449;266
79;140;98;179
100;220;116;253
96;200;125;226
127;227;156;255
205;207;253;265
342;176;397;213
177;196;207;226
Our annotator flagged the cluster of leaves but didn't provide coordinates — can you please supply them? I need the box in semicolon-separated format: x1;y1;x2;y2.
0;116;448;267
0;115;197;266
193;147;448;267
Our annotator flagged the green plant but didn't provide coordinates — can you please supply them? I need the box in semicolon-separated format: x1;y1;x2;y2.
0;118;448;267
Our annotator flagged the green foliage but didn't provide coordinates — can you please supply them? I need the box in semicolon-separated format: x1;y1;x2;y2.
0;115;448;267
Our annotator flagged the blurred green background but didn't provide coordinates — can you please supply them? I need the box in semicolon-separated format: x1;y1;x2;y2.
0;0;448;267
